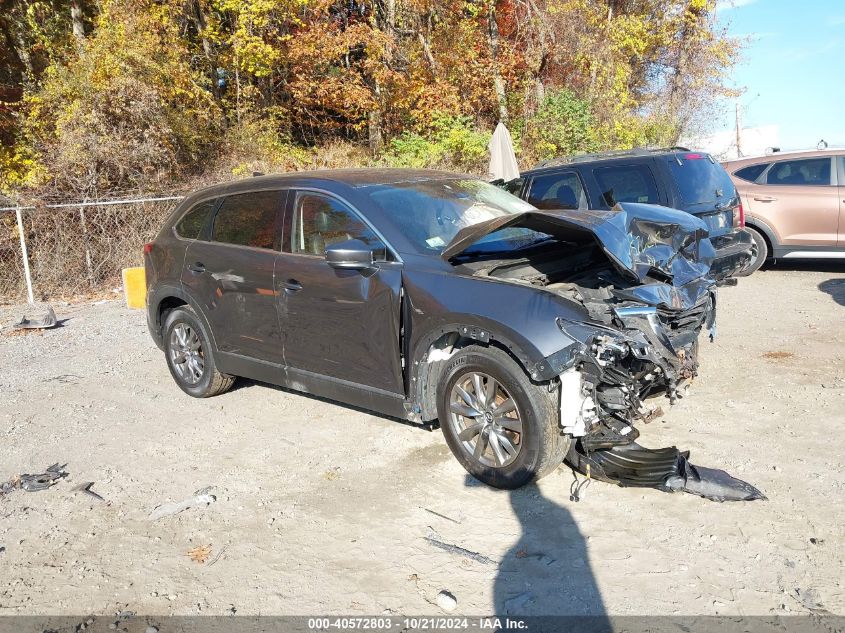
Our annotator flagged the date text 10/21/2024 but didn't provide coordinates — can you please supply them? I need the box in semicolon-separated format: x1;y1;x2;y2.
307;617;529;631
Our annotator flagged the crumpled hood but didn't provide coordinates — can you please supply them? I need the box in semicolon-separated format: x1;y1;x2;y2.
442;202;718;310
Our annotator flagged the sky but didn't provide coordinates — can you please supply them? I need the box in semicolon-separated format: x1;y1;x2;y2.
712;0;845;151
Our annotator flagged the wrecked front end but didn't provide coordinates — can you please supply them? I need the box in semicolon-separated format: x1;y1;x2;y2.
555;307;763;503
446;203;765;501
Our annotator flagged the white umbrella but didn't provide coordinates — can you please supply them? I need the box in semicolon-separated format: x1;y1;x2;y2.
487;121;520;181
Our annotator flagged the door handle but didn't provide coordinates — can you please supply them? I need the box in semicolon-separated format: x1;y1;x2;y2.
187;262;206;274
753;196;777;202
281;279;303;293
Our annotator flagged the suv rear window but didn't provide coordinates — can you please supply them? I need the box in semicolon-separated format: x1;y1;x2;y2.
667;154;736;205
733;163;768;183
213;190;281;250
593;164;659;207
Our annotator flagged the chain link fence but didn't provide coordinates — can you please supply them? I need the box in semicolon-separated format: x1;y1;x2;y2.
0;197;182;305
0;210;27;303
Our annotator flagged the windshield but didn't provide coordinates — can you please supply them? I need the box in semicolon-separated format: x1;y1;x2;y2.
363;178;550;255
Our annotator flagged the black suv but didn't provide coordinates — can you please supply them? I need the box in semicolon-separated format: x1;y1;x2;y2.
143;169;762;498
502;148;754;279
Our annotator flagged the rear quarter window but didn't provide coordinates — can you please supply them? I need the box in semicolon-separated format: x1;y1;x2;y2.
175;199;217;239
593;164;660;207
733;163;769;183
667;154;736;206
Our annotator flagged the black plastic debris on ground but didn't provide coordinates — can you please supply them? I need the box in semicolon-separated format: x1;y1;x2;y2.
12;305;58;330
19;463;69;491
571;443;766;502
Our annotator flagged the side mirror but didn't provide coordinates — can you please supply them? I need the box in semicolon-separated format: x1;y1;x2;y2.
325;239;386;270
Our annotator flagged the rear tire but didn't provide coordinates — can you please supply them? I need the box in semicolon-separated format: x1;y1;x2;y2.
736;226;768;276
437;345;570;489
163;306;235;398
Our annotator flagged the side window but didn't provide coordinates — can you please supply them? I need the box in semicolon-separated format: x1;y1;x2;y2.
526;172;586;210
501;177;524;196
593;164;660;207
291;193;379;256
765;158;831;186
734;163;769;183
212;190;281;249
175;199;217;239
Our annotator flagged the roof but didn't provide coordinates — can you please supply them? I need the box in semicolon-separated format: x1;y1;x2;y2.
722;147;844;166
530;147;693;171
185;168;470;200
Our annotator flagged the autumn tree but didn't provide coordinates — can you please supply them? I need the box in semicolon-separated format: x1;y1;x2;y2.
0;0;742;195
19;1;221;197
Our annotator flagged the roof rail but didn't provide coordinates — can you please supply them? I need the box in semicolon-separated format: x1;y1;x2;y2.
534;146;693;169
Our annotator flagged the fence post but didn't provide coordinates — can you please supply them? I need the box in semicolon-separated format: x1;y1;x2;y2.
78;206;96;288
15;207;35;304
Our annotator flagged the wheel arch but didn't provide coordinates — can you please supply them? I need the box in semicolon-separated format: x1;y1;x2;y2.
148;284;220;353
744;217;778;255
409;322;550;422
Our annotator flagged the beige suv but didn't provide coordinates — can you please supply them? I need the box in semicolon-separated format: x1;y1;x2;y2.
723;149;844;274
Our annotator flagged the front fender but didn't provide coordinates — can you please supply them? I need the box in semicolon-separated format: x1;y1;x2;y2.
404;270;590;381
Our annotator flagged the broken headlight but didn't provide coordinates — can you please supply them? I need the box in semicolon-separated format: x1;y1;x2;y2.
556;317;652;366
592;334;630;366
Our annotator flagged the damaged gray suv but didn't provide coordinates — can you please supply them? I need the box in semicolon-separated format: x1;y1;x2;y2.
145;169;763;500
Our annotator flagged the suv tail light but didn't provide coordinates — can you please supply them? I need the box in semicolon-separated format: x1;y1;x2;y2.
143;242;155;254
732;202;745;228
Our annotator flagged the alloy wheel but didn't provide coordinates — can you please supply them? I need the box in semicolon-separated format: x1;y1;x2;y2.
169;322;205;385
448;372;523;468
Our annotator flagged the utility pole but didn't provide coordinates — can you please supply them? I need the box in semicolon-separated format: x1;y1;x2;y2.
735;102;743;158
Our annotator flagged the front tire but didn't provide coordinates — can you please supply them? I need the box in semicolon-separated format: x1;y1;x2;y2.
437;346;570;489
163;306;235;398
736;226;768;276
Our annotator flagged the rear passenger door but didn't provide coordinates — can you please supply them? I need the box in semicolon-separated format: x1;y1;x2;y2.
182;189;286;365
749;157;838;246
525;171;587;210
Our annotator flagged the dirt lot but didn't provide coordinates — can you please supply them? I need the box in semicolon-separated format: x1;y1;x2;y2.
1;263;844;618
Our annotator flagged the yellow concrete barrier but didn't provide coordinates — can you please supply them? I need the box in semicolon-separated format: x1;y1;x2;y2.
122;266;146;309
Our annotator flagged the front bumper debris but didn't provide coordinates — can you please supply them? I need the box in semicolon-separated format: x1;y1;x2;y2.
567;442;766;502
557;296;764;502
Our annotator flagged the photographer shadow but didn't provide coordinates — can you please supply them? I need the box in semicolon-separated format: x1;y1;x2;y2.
476;474;610;631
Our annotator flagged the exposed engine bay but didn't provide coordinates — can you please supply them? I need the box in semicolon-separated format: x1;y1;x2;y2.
447;203;765;502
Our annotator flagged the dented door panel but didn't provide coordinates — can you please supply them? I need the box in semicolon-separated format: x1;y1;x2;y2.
182;241;283;365
276;256;404;394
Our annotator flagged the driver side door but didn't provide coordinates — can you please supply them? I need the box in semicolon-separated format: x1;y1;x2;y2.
275;190;405;395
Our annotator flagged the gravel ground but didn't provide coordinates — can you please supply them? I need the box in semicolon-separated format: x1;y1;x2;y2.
0;263;843;618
